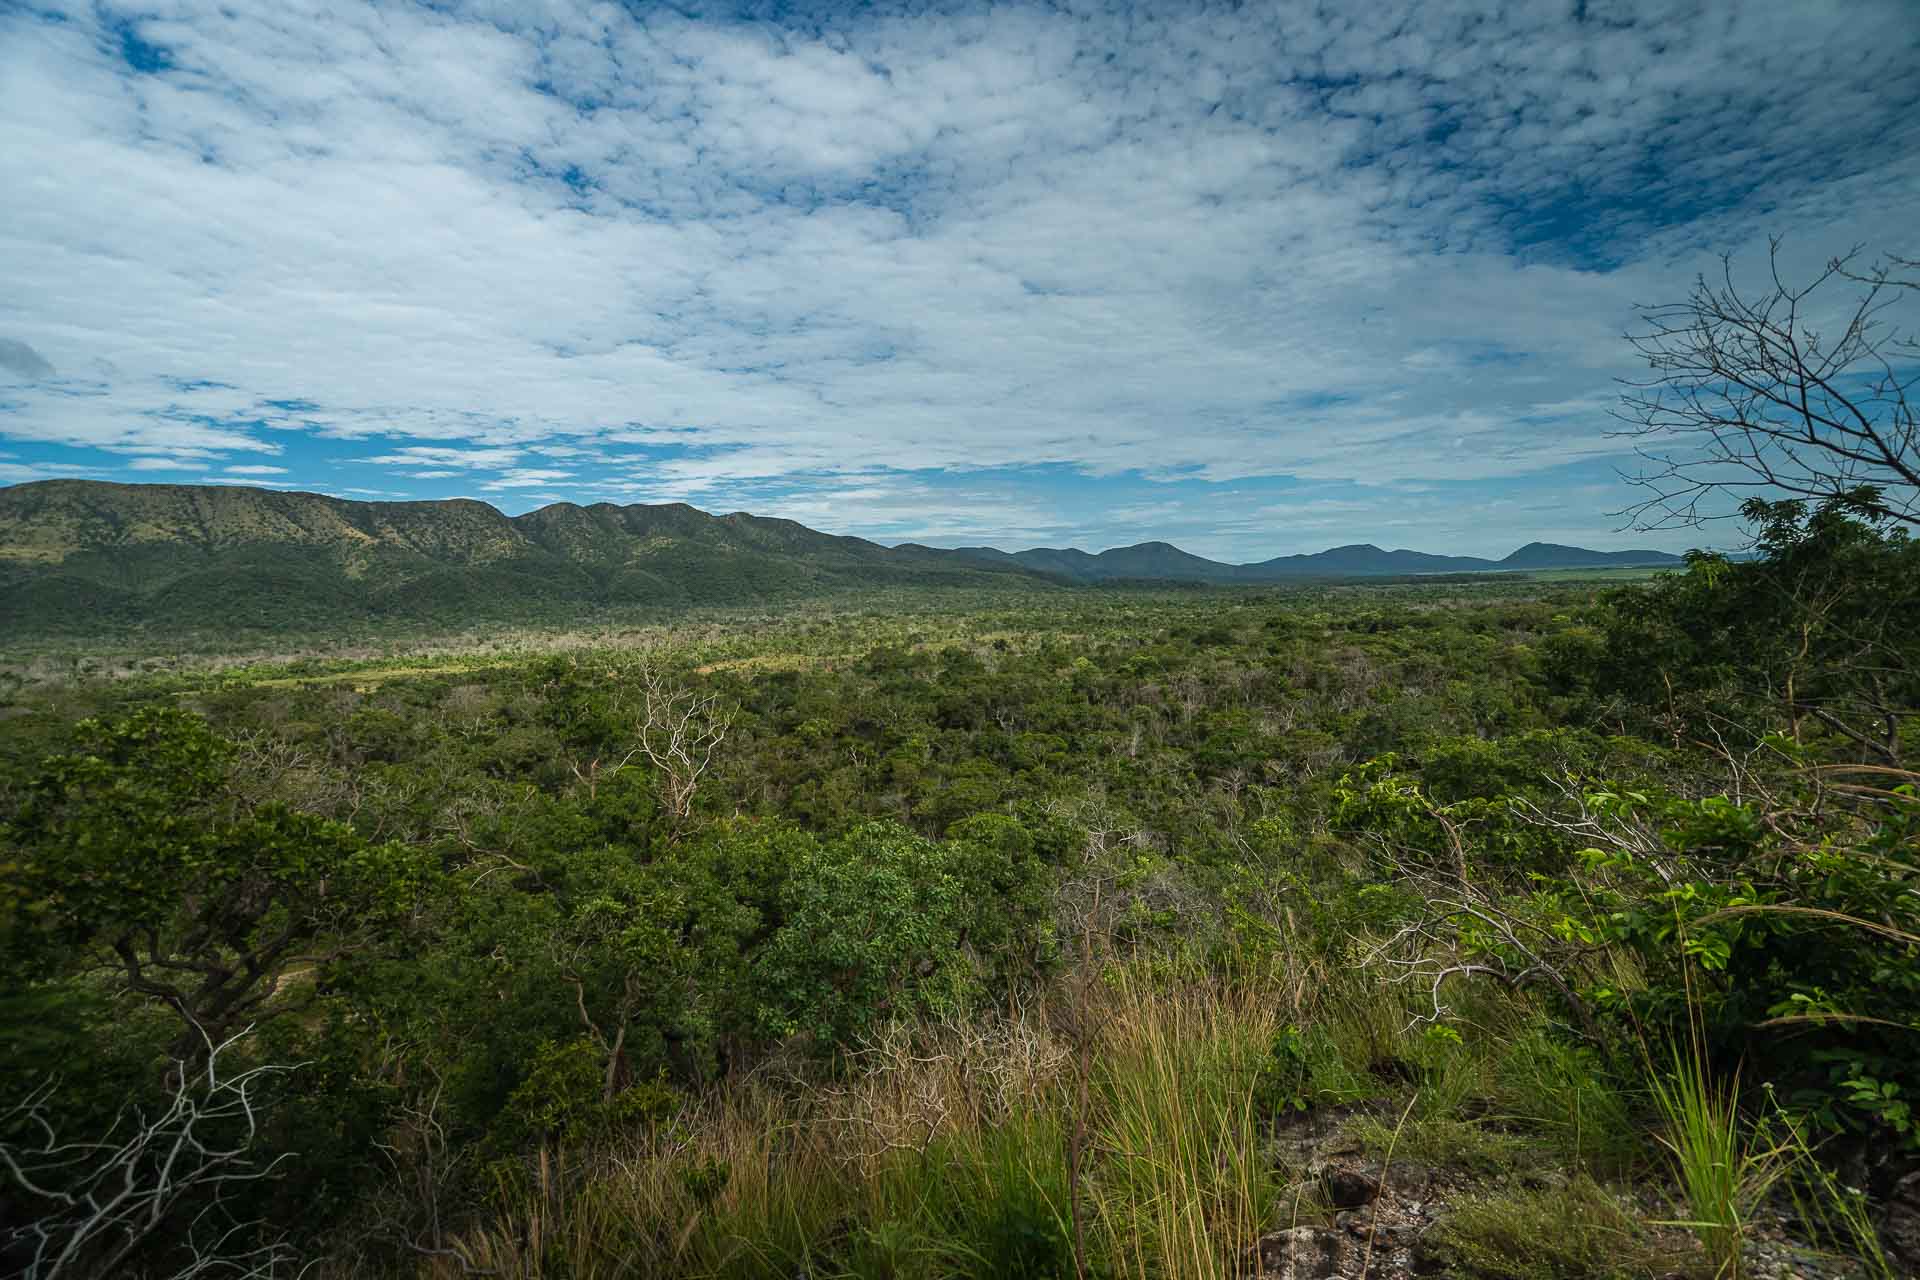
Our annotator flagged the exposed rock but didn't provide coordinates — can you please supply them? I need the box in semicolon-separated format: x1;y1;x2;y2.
1252;1226;1344;1279
1884;1169;1920;1274
1333;1209;1418;1247
1249;1153;1447;1279
1248;1216;1442;1280
1256;1099;1883;1279
1267;1103;1370;1167
1516;1166;1569;1191
1319;1163;1381;1209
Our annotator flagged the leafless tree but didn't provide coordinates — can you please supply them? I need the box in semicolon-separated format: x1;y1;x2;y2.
0;1028;307;1280
1615;240;1919;529
360;1070;495;1275
1363;859;1605;1046
552;660;734;822
633;662;735;823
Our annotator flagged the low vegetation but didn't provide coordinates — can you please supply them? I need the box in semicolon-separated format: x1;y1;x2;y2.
1;491;1915;1278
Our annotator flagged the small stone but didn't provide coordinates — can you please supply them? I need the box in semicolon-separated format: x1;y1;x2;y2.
1385;1162;1435;1195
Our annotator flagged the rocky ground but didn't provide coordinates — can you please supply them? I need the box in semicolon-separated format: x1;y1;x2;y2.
1244;1101;1905;1280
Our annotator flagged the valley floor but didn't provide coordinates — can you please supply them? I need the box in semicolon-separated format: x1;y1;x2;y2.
2;569;1914;1278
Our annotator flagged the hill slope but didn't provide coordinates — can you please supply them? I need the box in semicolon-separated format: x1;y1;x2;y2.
0;481;1047;635
943;541;1246;583
1238;543;1501;577
1497;541;1681;569
0;480;1686;636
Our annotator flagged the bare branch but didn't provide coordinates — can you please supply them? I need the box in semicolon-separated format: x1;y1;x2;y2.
1613;241;1920;529
1;1028;308;1280
632;660;735;824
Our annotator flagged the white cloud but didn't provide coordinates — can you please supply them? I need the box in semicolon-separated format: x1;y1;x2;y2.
0;0;1914;553
480;468;575;490
364;446;526;469
224;464;288;475
0;461;102;483
195;475;299;487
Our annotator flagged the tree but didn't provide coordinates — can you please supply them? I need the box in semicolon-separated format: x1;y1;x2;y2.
1553;493;1917;765
750;820;1054;1047
2;708;427;1067
547;658;734;824
634;661;735;824
1615;240;1919;529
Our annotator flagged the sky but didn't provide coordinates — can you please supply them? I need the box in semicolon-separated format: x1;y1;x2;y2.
1;0;1917;561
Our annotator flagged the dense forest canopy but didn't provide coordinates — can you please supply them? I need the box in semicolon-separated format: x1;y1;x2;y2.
1;485;1916;1277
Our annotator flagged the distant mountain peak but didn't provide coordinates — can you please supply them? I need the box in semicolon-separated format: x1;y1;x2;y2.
1499;542;1679;569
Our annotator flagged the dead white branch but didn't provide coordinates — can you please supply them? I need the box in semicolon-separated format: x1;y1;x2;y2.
634;662;735;822
0;1027;307;1280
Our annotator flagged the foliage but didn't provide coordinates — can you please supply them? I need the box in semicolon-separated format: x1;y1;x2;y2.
2;707;428;1058
0;541;1914;1274
1569;782;1920;1146
1550;490;1918;763
752;819;1054;1045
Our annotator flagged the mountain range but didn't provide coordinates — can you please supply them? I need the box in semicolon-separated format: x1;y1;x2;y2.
943;538;1678;581
0;481;1683;636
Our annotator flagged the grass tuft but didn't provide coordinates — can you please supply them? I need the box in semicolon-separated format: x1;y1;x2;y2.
1647;1046;1790;1279
1427;1175;1662;1280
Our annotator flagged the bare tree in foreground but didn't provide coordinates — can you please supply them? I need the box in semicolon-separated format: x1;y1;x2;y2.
1615;240;1919;529
1;1029;305;1280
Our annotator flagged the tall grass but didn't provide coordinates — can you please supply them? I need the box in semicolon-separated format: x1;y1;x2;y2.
412;974;1305;1280
445;1087;851;1278
1767;1100;1898;1280
361;967;1689;1280
1493;1028;1637;1174
1647;1046;1793;1279
1085;972;1287;1280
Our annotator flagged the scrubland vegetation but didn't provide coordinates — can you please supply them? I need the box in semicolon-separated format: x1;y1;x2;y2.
2;493;1916;1278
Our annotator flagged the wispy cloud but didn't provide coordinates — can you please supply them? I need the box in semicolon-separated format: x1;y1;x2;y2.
480;468;575;490
0;461;101;483
365;447;527;470
1;0;1915;556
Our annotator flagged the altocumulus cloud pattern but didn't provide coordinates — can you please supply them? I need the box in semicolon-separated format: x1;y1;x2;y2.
1;0;1916;557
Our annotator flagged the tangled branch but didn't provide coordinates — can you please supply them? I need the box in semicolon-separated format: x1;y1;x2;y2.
1;1027;307;1280
1614;240;1919;529
635;662;735;822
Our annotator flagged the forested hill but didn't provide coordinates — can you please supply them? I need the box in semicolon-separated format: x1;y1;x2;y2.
0;479;1682;635
0;480;1047;634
